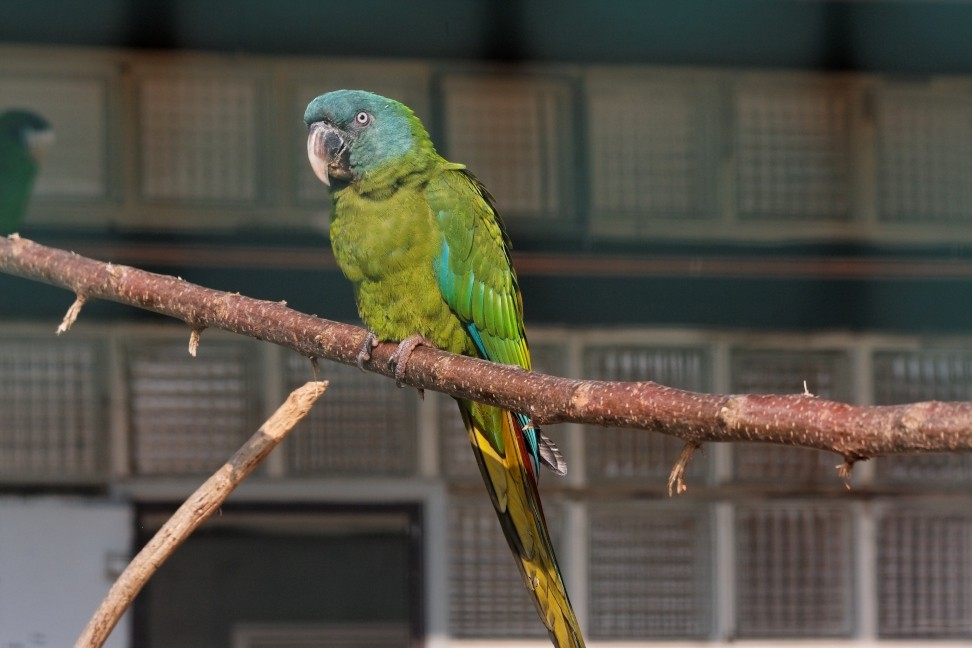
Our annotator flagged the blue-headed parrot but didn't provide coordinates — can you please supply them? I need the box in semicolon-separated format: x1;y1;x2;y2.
305;90;584;647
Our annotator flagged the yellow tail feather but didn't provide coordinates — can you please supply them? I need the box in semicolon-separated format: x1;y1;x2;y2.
459;399;585;648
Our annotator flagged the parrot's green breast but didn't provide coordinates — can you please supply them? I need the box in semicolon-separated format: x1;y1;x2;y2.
329;176;475;356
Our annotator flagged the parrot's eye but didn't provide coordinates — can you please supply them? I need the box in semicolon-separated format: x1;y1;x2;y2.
354;111;371;126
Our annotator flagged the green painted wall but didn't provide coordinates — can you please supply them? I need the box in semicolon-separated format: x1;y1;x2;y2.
4;1;972;73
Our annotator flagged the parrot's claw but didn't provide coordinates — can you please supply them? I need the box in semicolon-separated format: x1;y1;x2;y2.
356;331;379;370
389;334;434;388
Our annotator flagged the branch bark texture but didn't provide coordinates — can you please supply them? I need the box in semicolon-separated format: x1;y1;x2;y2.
3;235;972;461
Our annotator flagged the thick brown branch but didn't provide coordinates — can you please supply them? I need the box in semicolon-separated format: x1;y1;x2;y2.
3;235;972;461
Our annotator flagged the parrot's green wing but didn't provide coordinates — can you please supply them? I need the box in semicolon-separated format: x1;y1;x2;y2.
430;165;530;371
429;165;568;475
429;165;537;458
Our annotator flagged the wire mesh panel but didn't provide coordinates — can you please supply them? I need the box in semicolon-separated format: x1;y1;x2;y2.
875;87;972;224
734;81;852;221
877;506;972;638
731;350;851;484
0;338;104;480
448;492;565;639
128;341;257;475
735;503;853;637
0;74;109;199
438;392;475;479
587;73;720;236
440;75;576;225
873;349;972;483
284;354;417;476
138;72;264;203
583;346;710;481
589;503;712;639
440;343;567;480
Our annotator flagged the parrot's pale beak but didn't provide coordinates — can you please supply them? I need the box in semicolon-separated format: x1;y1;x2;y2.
26;128;55;164
307;122;351;186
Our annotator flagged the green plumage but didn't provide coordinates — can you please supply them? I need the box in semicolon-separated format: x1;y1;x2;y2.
305;90;583;647
0;109;52;235
327;158;476;358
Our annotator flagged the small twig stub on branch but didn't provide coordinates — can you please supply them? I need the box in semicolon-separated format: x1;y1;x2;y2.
56;294;86;335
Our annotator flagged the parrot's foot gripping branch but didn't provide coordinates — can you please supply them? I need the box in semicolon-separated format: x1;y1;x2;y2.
355;330;433;393
389;334;434;388
355;331;379;370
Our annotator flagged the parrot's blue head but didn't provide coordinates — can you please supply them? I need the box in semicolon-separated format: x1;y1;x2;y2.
304;90;432;189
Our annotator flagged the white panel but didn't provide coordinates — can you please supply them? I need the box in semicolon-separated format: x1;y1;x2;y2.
438;391;478;479
138;73;262;202
735;81;852;221
0;497;132;648
587;73;720;233
877;506;972;638
128;341;257;475
589;503;711;639
876;87;972;223
284;354;417;476
0;75;109;198
874;348;972;403
731;348;852;398
0;337;105;480
441;75;574;221
735;503;853;637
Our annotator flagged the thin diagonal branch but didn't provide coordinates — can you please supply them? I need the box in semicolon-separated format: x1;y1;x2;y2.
3;234;972;463
74;380;328;648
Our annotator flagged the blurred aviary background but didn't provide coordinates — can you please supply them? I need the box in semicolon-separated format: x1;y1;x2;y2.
2;2;972;647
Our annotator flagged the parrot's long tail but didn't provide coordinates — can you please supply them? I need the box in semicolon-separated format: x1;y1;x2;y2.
458;398;585;648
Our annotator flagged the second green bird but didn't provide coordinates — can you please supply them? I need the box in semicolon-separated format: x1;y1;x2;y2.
0;109;53;235
305;90;585;647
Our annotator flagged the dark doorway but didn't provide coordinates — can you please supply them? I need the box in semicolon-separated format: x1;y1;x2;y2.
133;503;422;648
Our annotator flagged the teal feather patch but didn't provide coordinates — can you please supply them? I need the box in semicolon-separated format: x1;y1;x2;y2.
465;322;541;475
